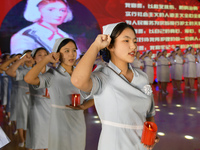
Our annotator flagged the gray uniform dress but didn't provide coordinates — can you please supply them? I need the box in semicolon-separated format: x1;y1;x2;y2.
26;82;51;149
196;55;200;77
143;57;154;84
81;61;155;150
169;57;175;80
15;65;31;130
183;56;188;77
9;77;19;121
156;57;161;82
131;58;144;69
1;71;9;106
34;64;87;150
186;54;196;78
159;56;170;82
174;55;183;80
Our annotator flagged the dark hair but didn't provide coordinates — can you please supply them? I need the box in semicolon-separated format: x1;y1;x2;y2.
136;51;140;55
147;51;152;54
10;54;16;58
23;50;32;55
1;53;10;61
101;22;136;62
57;38;77;52
32;47;48;58
16;53;22;56
187;46;193;51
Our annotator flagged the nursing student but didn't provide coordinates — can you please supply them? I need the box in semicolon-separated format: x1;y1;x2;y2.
169;51;176;89
143;50;155;86
24;38;94;150
24;48;51;150
131;51;144;70
155;51;162;90
6;50;34;147
174;47;184;93
0;54;10;116
71;22;159;150
185;47;197;91
196;49;200;87
0;54;22;134
158;49;170;95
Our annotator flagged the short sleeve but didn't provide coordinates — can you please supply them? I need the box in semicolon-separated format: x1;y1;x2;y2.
80;71;106;99
146;94;156;118
33;68;54;89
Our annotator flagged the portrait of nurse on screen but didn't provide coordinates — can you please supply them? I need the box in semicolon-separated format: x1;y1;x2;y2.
10;0;81;57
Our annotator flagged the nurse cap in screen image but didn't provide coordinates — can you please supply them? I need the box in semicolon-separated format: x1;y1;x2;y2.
102;22;122;35
24;0;72;22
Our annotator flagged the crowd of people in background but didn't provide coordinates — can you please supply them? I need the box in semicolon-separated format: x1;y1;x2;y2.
1;21;200;150
130;46;200;94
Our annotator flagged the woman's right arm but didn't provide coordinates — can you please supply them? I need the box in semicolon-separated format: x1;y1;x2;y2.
0;55;20;71
71;34;111;92
24;52;60;85
5;55;31;77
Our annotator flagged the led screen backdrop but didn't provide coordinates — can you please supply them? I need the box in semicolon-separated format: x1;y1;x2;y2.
0;0;200;55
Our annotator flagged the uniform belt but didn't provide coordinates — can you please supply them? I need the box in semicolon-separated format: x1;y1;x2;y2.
101;120;143;130
187;61;195;63
18;85;29;89
51;104;71;109
157;65;169;66
145;65;153;67
30;94;45;98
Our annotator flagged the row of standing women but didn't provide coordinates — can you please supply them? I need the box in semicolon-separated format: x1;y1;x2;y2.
0;39;94;150
131;47;200;94
0;22;159;150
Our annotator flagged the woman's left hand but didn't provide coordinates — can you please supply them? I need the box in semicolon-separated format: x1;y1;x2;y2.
143;136;160;150
65;104;85;110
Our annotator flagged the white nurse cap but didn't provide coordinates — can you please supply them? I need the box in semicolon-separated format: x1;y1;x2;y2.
146;50;151;54
175;47;180;51
161;49;167;53
31;48;38;57
102;22;122;35
187;46;193;51
31;47;48;57
52;38;72;52
156;51;161;55
24;0;73;23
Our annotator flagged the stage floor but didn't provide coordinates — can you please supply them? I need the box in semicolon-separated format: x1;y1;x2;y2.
1;81;200;150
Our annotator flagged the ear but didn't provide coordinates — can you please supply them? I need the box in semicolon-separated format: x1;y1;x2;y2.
107;43;114;52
